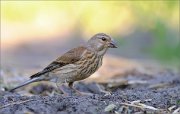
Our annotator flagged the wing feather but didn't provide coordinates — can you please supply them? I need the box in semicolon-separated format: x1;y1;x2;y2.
30;46;87;79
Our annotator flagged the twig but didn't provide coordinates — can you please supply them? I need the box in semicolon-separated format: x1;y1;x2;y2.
120;103;145;110
120;102;161;111
168;105;176;111
0;99;35;109
172;107;180;114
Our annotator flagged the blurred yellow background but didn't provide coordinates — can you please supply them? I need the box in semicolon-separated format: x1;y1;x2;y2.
1;1;180;68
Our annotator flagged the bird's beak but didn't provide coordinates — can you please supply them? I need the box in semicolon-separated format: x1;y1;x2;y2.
108;40;117;48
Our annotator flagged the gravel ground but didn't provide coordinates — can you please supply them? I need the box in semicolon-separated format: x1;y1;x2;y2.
0;71;180;114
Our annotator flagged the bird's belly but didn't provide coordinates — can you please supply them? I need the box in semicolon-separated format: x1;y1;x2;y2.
49;57;102;83
49;64;79;83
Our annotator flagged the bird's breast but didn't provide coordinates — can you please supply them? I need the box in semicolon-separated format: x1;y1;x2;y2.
75;52;103;80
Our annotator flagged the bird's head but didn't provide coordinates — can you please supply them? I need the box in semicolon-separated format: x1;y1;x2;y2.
87;33;117;56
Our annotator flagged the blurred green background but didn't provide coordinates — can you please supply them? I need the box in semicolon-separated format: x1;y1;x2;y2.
1;1;180;69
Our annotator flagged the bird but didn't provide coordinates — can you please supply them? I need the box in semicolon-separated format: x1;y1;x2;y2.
9;33;117;95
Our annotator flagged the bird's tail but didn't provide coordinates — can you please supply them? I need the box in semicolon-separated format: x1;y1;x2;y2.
9;77;41;92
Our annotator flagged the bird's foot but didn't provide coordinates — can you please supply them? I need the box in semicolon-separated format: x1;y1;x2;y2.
57;84;93;96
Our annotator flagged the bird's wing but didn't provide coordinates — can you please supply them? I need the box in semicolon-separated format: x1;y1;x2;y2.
30;46;87;79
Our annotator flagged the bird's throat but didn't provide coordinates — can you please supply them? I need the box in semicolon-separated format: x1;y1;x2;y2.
98;48;108;56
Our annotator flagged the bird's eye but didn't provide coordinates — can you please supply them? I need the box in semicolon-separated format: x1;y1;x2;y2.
101;37;106;41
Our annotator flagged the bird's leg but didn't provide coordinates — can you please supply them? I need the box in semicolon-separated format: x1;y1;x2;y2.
68;82;92;96
68;82;80;94
56;82;72;96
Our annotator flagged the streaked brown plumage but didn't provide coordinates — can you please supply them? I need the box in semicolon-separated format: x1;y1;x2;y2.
10;33;117;95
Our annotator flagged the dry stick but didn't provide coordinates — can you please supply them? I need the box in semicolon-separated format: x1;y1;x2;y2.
0;99;35;109
120;102;161;111
172;107;180;114
120;103;145;110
